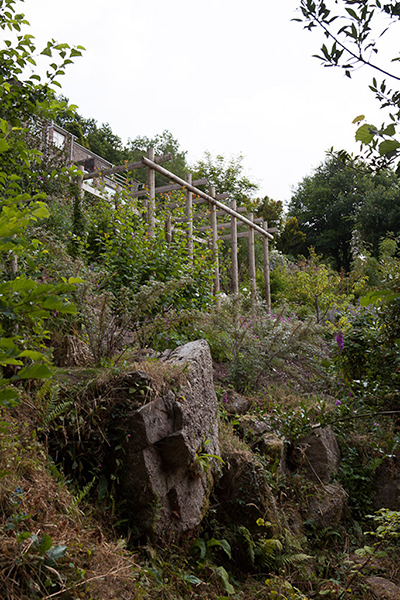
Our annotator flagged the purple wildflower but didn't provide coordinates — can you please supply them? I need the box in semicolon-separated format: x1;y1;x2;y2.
335;332;344;351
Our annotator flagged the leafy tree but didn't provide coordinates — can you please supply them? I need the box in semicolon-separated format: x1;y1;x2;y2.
355;169;400;251
289;153;400;267
256;196;284;228
0;0;83;406
295;0;400;170
125;129;189;186
277;216;307;257
288;154;366;270
192;151;258;202
56;105;124;163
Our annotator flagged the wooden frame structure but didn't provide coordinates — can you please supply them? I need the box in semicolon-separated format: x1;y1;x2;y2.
79;149;275;311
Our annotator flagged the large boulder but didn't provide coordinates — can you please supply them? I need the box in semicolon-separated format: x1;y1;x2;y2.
113;340;219;540
372;457;400;511
223;389;251;415
258;432;285;465
215;448;281;535
305;483;347;529
366;577;400;600
293;426;341;483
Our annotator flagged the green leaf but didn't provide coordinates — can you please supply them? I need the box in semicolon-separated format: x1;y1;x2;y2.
355;123;376;144
207;538;232;559
11;278;36;292
38;533;53;556
381;124;396;136
17;363;52;380
46;544;67;563
18;350;47;361
0;388;19;407
17;531;32;543
182;574;203;585
0;138;9;153
360;290;400;306
193;538;206;559
345;7;359;19
31;205;50;219
379;139;400;156
216;566;234;595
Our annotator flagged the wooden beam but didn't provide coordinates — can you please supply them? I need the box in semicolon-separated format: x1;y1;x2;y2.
141;156;274;240
220;227;277;240
167;193;230;211
197;216;264;233
173;206;247;223
130;177;207;198
193;236;208;245
83;153;173;180
81;181;111;200
193;192;229;204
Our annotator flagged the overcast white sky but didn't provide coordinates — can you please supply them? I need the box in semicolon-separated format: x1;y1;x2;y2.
23;0;396;204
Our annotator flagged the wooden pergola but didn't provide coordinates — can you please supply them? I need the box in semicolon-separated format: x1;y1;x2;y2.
79;149;275;311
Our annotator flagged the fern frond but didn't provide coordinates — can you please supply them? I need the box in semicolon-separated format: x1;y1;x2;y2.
67;477;96;514
43;399;73;427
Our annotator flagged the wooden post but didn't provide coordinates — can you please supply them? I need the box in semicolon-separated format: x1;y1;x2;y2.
248;213;256;314
165;213;172;243
185;172;193;264
209;186;220;301
231;198;239;294
263;220;271;313
10;248;18;275
147;147;155;237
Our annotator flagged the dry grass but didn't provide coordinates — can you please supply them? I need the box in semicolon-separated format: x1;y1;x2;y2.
0;404;142;600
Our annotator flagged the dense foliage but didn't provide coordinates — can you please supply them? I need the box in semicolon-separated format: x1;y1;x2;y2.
288;154;400;269
0;0;85;406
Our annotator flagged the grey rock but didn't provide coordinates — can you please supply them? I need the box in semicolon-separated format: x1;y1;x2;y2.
238;414;272;439
215;448;281;535
297;426;340;482
372;457;400;511
306;483;347;529
114;340;219;541
224;390;251;415
258;432;285;463
366;577;400;600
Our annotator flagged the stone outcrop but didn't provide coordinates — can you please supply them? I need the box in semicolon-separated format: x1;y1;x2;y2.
372;457;400;511
238;414;272;440
224;390;251;415
215;448;281;535
113;340;219;540
258;432;285;464
295;426;341;482
306;483;347;529
366;577;400;600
